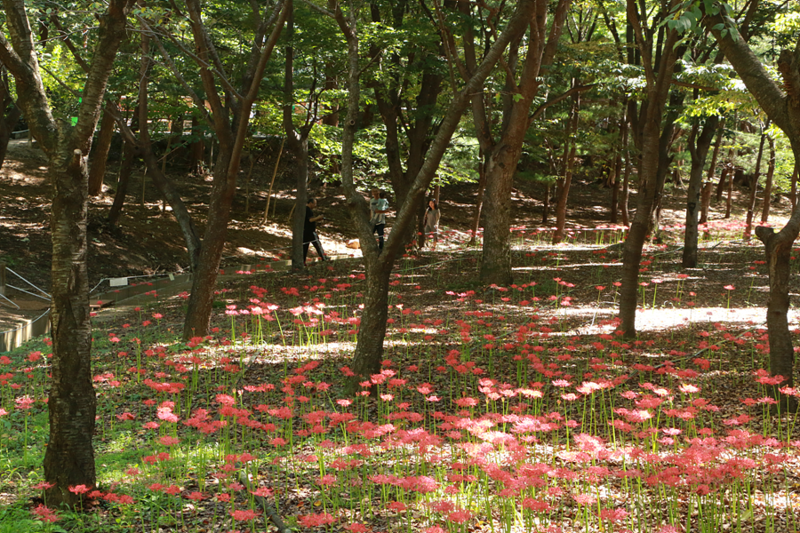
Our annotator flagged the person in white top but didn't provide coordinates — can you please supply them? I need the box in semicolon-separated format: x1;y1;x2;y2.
369;188;390;251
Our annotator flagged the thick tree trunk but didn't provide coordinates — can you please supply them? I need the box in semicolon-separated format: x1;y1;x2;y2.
349;262;392;381
87;107;116;195
182;151;236;338
756;225;798;412
618;0;679;336
480;151;517;285
479;0;572;285
760;136;775;223
683;116;719;268
42;148;97;508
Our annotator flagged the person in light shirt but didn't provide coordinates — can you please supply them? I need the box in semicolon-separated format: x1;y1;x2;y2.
369;188;389;251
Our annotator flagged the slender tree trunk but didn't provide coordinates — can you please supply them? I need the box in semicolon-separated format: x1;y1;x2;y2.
88;107;116;195
744;127;767;240
289;136;309;268
760;136;775;223
136;34;202;269
725;165;733;218
553;89;580;244
683;116;719;268
542;183;550;225
621;150;631;226
699;182;713;225
107;139;136;227
700;121;725;224
610;113;627;224
189;117;204;174
469;151;488;245
715;146;734;201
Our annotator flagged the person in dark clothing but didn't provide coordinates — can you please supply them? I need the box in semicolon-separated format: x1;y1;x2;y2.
304;198;327;264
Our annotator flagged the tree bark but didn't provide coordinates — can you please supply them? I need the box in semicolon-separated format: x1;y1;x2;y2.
468;150;487;246
107;138;136;227
618;0;680;337
553;88;580;244
182;0;289;339
700;121;725;224
683;115;719;268
480;0;572;285
0;0;135;507
760;135;775;223
705;2;800;409
0;67;22;169
87;106;116;195
743;126;767;241
333;0;540;385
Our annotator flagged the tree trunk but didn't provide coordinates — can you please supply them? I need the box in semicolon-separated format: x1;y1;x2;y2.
725;166;733;218
756;226;798;412
552;89;580;244
715;146;734;202
621;149;631;226
683;116;719;268
618;0;680;336
87;107;116;195
791;165;798;211
478;0;572;285
705;1;800;410
181;0;289;339
480;150;517;285
334;0;540;383
700;121;725;224
468;151;488;246
289;136;309;268
189;117;204;174
610;112;627;224
43;148;97;508
349;262;392;381
0;0;136;508
182;150;235;338
107;139;136;227
743;127;767;241
760;136;775;223
136;34;202;270
0;66;21;169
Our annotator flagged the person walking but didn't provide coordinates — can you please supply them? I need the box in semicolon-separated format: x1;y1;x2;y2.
369;188;390;251
304;197;327;264
423;198;440;250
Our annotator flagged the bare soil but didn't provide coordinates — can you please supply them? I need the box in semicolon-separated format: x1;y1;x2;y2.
0;138;791;330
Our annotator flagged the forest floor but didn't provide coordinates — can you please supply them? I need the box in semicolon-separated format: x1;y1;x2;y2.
1;142;800;533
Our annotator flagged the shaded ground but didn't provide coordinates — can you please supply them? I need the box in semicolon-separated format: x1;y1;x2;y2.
0;138;792;329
